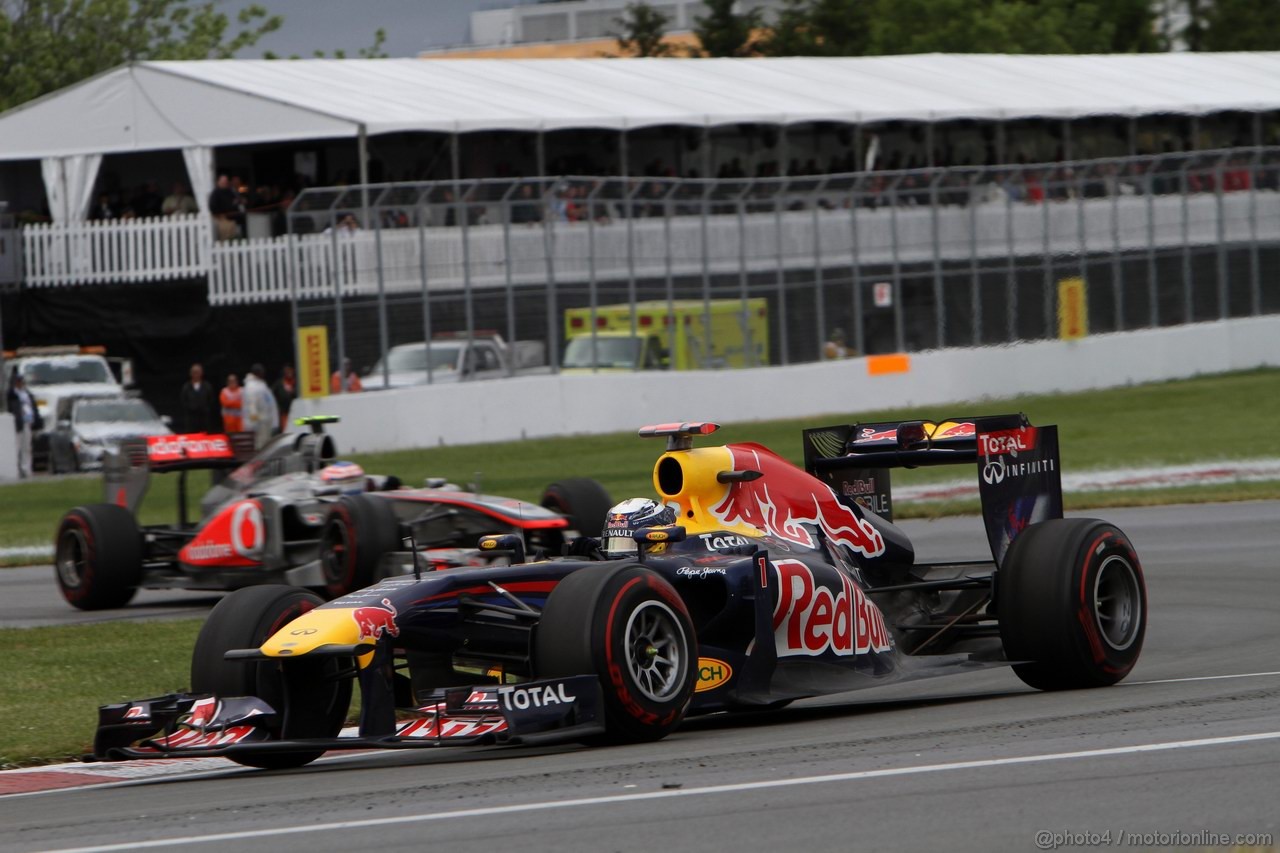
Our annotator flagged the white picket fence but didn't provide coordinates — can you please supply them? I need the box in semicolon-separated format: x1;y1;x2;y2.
22;214;210;286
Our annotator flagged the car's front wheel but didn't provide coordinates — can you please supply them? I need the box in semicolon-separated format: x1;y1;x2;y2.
191;585;351;769
998;518;1147;691
535;564;696;743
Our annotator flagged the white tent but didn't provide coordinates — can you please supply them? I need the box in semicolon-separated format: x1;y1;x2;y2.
3;53;1278;220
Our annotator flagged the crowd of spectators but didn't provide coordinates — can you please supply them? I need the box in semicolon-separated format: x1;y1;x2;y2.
71;124;1279;238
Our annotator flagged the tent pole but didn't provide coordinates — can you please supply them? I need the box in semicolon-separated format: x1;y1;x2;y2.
358;123;370;226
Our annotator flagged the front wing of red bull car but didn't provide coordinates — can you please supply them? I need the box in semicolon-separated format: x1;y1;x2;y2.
90;419;1146;769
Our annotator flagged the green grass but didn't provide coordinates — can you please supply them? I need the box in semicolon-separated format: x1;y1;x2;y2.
3;368;1279;560
0;620;202;768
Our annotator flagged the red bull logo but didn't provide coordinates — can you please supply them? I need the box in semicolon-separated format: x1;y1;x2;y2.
933;421;976;439
772;559;891;657
351;598;400;642
711;445;885;558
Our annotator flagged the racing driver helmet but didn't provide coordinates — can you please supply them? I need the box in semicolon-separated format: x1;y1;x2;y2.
320;461;367;495
601;498;677;556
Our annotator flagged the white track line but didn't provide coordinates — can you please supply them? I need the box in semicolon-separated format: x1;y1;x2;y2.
1126;670;1280;686
41;729;1280;853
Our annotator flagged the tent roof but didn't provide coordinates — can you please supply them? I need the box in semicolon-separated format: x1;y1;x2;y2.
2;52;1278;160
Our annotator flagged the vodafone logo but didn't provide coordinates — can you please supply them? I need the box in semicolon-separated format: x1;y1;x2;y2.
772;559;891;657
230;501;264;559
147;433;234;463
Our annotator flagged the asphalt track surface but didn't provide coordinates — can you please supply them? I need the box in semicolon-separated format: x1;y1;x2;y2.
3;500;1279;852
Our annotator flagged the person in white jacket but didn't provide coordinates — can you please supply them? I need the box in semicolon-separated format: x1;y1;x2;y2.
242;364;279;449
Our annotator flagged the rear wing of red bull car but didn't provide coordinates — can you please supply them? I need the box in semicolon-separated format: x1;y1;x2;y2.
802;414;1063;566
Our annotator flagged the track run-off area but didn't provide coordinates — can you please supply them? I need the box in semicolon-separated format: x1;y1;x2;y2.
1;500;1277;852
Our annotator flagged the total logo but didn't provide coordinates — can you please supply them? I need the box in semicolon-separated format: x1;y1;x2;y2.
699;533;751;551
772;559;892;657
497;682;576;711
978;427;1038;458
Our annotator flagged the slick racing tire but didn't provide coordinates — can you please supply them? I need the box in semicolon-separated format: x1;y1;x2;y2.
540;478;613;538
191;585;351;770
318;493;401;598
997;518;1147;691
535;564;696;743
54;504;142;610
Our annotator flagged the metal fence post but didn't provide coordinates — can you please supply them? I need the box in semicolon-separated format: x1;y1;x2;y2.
700;178;712;368
501;181;517;375
329;205;345;384
849;177;865;357
1214;152;1228;319
542;179;560;373
736;182;754;366
1110;160;1124;332
774;177;789;364
1041;168;1054;339
1249;149;1262;316
587;179;599;373
812;176;827;359
1179;161;1193;324
663;184;676;369
625;178;639;370
888;174;905;353
373;187;391;389
1146;159;1158;328
1004;164;1017;343
968;171;982;345
417;190;434;385
929;170;944;349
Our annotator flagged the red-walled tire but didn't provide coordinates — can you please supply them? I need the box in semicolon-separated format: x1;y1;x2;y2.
54;504;142;610
998;518;1146;691
535;564;696;743
191;585;350;770
541;478;613;538
317;494;401;598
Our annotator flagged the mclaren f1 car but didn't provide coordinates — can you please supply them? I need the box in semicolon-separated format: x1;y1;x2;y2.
54;417;611;610
89;416;1146;768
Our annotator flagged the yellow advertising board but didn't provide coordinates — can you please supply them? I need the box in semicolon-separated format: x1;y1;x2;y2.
1057;277;1088;340
297;326;330;398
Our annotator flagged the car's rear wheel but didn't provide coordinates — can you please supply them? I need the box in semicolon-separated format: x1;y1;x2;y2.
317;494;401;598
191;585;351;770
535;564;696;743
997;518;1146;691
54;504;142;610
541;478;613;538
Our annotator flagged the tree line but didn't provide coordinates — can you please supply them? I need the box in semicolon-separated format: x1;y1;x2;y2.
1;0;1277;115
616;0;1280;58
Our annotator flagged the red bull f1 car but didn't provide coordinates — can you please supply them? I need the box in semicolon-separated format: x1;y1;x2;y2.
54;417;612;610
90;417;1146;768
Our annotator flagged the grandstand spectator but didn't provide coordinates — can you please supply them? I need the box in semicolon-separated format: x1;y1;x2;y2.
89;193;116;221
209;174;242;240
162;182;198;216
510;183;543;225
131;181;163;218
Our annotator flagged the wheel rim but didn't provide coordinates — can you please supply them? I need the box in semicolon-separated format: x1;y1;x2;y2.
1093;554;1142;651
56;527;89;590
320;517;352;586
623;600;687;702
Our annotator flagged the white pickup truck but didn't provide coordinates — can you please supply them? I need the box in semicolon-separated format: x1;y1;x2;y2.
363;334;547;389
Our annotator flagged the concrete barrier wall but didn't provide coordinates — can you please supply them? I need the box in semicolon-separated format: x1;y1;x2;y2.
292;315;1280;455
0;413;20;483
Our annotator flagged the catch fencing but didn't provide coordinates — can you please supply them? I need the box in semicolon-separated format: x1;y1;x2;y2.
283;147;1280;382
